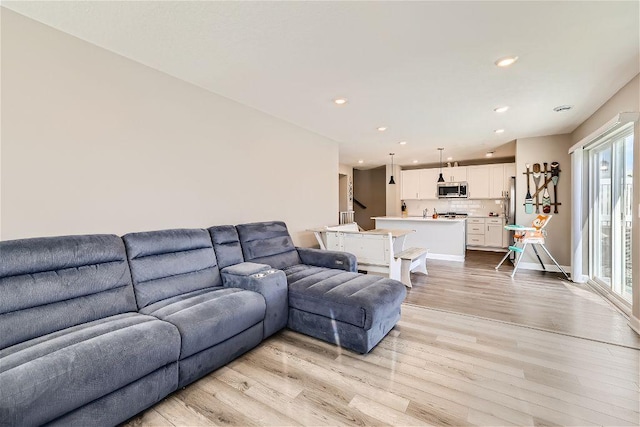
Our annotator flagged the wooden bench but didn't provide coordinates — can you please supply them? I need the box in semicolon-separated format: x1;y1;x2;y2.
394;247;428;288
316;228;427;288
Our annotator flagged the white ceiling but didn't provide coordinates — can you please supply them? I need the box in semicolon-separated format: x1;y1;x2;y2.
4;1;639;168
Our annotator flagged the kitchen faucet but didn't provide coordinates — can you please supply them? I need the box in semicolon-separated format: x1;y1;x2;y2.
423;208;428;218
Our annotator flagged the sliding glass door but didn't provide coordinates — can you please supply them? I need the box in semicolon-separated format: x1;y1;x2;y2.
589;126;633;303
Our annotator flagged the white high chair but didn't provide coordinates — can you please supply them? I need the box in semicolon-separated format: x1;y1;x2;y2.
495;214;569;279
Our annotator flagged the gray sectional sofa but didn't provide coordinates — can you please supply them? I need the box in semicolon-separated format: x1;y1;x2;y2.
0;221;406;426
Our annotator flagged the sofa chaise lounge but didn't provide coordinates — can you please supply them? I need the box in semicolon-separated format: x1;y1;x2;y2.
0;221;406;426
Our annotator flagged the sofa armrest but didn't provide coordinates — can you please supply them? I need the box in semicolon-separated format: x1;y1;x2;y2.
296;247;357;272
221;263;288;338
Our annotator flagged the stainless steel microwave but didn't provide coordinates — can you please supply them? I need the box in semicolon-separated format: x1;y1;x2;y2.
437;182;468;198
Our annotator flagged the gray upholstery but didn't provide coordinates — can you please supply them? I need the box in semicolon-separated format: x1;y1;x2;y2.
0;233;181;426
235;221;302;269
285;263;405;353
123;228;222;309
0;313;180;426
46;364;178;427
209;225;245;268
222;262;271;276
288;307;401;354
285;264;406;330
124;228;268;388
0;220;406;424
139;287;265;360
0;234;137;350
177;322;263;388
210;226;292;339
233;221;407;354
297;247;357;272
221;263;288;338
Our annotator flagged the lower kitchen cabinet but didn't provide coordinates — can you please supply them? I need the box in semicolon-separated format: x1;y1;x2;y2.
466;217;506;249
467;218;486;246
485;221;503;247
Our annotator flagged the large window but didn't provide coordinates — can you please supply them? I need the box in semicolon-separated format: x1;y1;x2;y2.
588;125;633;302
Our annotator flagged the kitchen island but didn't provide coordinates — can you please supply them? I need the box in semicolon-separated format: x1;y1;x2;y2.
372;216;466;262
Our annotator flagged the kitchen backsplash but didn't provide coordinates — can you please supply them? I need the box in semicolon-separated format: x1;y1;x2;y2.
404;198;505;217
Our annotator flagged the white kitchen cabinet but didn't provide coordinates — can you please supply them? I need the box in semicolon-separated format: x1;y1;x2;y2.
467;217;507;249
489;164;506;198
466;218;486;246
466;163;516;199
504;163;516;195
485;218;504;247
467;166;490;199
444;166;467;182
418;168;439;199
403;162;515;200
401;170;420;199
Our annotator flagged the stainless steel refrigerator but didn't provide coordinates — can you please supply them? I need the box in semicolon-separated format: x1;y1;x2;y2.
504;176;516;261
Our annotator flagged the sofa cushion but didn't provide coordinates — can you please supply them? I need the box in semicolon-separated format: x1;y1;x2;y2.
123;229;222;309
235;221;301;269
0;234;136;350
0;313;180;426
140;287;266;359
284;264;406;330
209;225;245;269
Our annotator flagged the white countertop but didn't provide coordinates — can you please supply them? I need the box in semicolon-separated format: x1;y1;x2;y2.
372;216;467;223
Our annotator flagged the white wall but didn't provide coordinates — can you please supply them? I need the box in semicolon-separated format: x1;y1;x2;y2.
515;134;573;267
0;9;338;246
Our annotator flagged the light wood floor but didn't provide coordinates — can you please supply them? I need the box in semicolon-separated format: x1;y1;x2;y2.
407;250;640;349
125;252;640;426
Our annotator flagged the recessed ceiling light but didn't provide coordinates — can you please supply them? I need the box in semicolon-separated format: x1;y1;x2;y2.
413;160;419;164
358;160;364;164
495;56;519;67
447;157;453;161
494;106;509;113
553;105;573;112
398;141;407;145
333;98;348;105
377;126;387;132
486;151;495;157
494;129;505;134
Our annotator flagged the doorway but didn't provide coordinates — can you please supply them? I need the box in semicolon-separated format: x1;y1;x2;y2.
589;125;633;303
353;166;386;230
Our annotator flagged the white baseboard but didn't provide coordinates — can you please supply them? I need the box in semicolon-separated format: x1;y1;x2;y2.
466;246;508;253
517;262;571;274
426;253;465;262
572;274;589;283
629;315;640;336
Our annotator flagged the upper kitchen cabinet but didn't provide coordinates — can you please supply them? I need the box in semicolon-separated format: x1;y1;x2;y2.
504;163;516;189
401;162;514;200
401;169;420;200
489;164;506;198
418;168;439;199
467;166;490;199
491;163;516;198
401;168;439;199
463;163;516;199
444;166;467;182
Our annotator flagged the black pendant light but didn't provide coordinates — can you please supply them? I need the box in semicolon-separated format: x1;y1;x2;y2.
388;153;396;185
437;147;445;183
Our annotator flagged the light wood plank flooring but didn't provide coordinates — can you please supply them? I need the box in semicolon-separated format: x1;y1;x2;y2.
125;252;640;426
127;306;639;426
406;250;640;349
